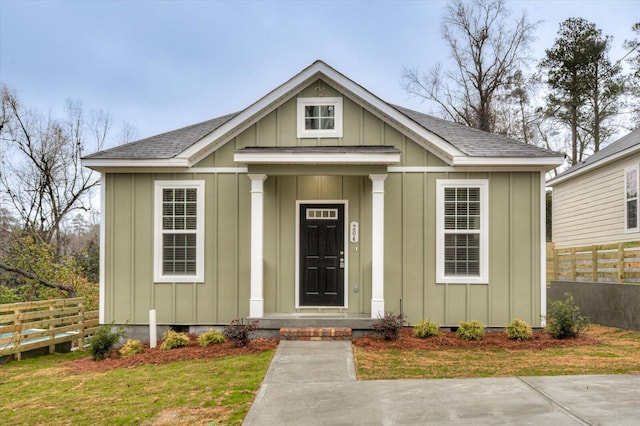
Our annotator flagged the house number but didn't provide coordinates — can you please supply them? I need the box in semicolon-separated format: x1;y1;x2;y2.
350;221;359;243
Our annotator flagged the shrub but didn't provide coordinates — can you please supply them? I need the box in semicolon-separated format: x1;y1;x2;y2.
456;320;485;341
89;323;126;361
505;318;533;341
371;312;406;341
413;319;441;338
198;328;226;347
159;329;191;350
545;293;590;339
119;339;144;357
223;319;259;347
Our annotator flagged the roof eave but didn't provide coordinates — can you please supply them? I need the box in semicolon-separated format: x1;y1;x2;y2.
82;157;190;172
453;155;565;170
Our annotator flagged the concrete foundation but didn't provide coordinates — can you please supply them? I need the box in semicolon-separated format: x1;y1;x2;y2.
549;280;640;331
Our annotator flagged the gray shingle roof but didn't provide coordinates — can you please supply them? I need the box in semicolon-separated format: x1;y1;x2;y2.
392;105;559;158
84;112;239;159
549;128;640;183
84;92;560;161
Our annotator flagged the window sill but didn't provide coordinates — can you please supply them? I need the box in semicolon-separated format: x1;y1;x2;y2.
154;277;204;284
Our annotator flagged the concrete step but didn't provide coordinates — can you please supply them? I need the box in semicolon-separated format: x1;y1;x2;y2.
255;317;375;331
279;327;352;341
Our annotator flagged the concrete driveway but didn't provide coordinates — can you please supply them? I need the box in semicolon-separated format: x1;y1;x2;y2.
243;341;640;425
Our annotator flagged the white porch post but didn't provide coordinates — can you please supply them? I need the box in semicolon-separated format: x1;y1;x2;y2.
369;174;387;318
248;174;267;318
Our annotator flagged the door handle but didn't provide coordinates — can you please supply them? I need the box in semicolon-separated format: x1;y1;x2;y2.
339;258;345;268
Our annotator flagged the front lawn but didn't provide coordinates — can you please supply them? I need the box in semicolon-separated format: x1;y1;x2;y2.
353;325;640;380
0;349;274;425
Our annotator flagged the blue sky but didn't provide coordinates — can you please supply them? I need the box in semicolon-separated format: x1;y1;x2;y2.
1;0;638;151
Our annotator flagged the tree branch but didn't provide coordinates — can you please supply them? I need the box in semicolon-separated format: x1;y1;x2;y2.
0;261;76;297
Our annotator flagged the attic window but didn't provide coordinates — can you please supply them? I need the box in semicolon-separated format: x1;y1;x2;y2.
297;97;343;138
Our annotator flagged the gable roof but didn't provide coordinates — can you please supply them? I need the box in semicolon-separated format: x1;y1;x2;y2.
547;128;640;186
83;60;563;171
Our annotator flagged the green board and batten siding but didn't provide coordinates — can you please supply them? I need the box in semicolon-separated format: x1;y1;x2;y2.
102;80;543;327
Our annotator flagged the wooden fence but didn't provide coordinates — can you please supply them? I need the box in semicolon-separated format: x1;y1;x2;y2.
547;241;640;285
0;298;99;361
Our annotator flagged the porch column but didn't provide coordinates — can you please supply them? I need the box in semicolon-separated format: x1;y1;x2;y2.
369;174;387;318
248;174;267;318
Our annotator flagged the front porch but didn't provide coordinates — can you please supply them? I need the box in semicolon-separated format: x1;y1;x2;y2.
236;146;401;321
251;312;377;338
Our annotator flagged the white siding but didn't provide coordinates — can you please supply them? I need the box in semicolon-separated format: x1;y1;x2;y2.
552;155;640;248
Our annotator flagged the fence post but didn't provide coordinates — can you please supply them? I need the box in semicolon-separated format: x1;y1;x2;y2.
618;243;625;283
49;304;56;354
14;309;22;361
570;248;577;281
592;245;598;282
552;243;558;280
78;300;85;350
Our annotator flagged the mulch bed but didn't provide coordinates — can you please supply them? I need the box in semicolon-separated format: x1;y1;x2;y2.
64;328;598;373
352;327;599;351
65;335;279;373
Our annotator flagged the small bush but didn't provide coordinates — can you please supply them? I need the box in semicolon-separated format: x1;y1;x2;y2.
119;339;144;357
413;319;441;338
223;319;259;347
159;329;191;350
371;312;406;341
505;318;533;341
545;293;590;339
456;320;485;341
198;328;226;347
89;323;126;361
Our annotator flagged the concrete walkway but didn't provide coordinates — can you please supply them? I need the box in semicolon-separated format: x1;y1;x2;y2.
243;340;640;425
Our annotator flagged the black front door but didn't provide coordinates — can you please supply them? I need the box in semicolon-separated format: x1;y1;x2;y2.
299;203;345;306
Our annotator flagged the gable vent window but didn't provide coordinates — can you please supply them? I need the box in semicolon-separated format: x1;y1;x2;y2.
436;180;489;284
297;97;343;138
154;181;204;283
625;164;639;233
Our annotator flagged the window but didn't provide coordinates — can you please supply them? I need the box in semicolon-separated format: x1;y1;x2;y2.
306;208;338;220
297;97;343;138
154;181;205;282
625;164;639;233
436;180;489;284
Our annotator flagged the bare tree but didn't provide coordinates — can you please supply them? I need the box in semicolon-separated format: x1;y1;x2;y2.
402;0;538;136
0;86;109;255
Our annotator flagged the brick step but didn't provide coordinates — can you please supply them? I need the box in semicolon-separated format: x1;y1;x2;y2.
279;327;352;341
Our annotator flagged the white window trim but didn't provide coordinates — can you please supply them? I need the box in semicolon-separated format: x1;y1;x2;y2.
436;179;489;284
296;97;343;138
624;163;639;233
154;180;205;283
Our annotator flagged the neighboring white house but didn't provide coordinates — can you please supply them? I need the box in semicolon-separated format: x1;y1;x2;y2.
547;129;640;248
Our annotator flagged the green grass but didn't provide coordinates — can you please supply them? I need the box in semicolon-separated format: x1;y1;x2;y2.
0;350;274;425
354;325;640;380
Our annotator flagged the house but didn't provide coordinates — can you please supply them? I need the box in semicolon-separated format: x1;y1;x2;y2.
82;61;563;336
546;129;640;331
547;129;640;248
